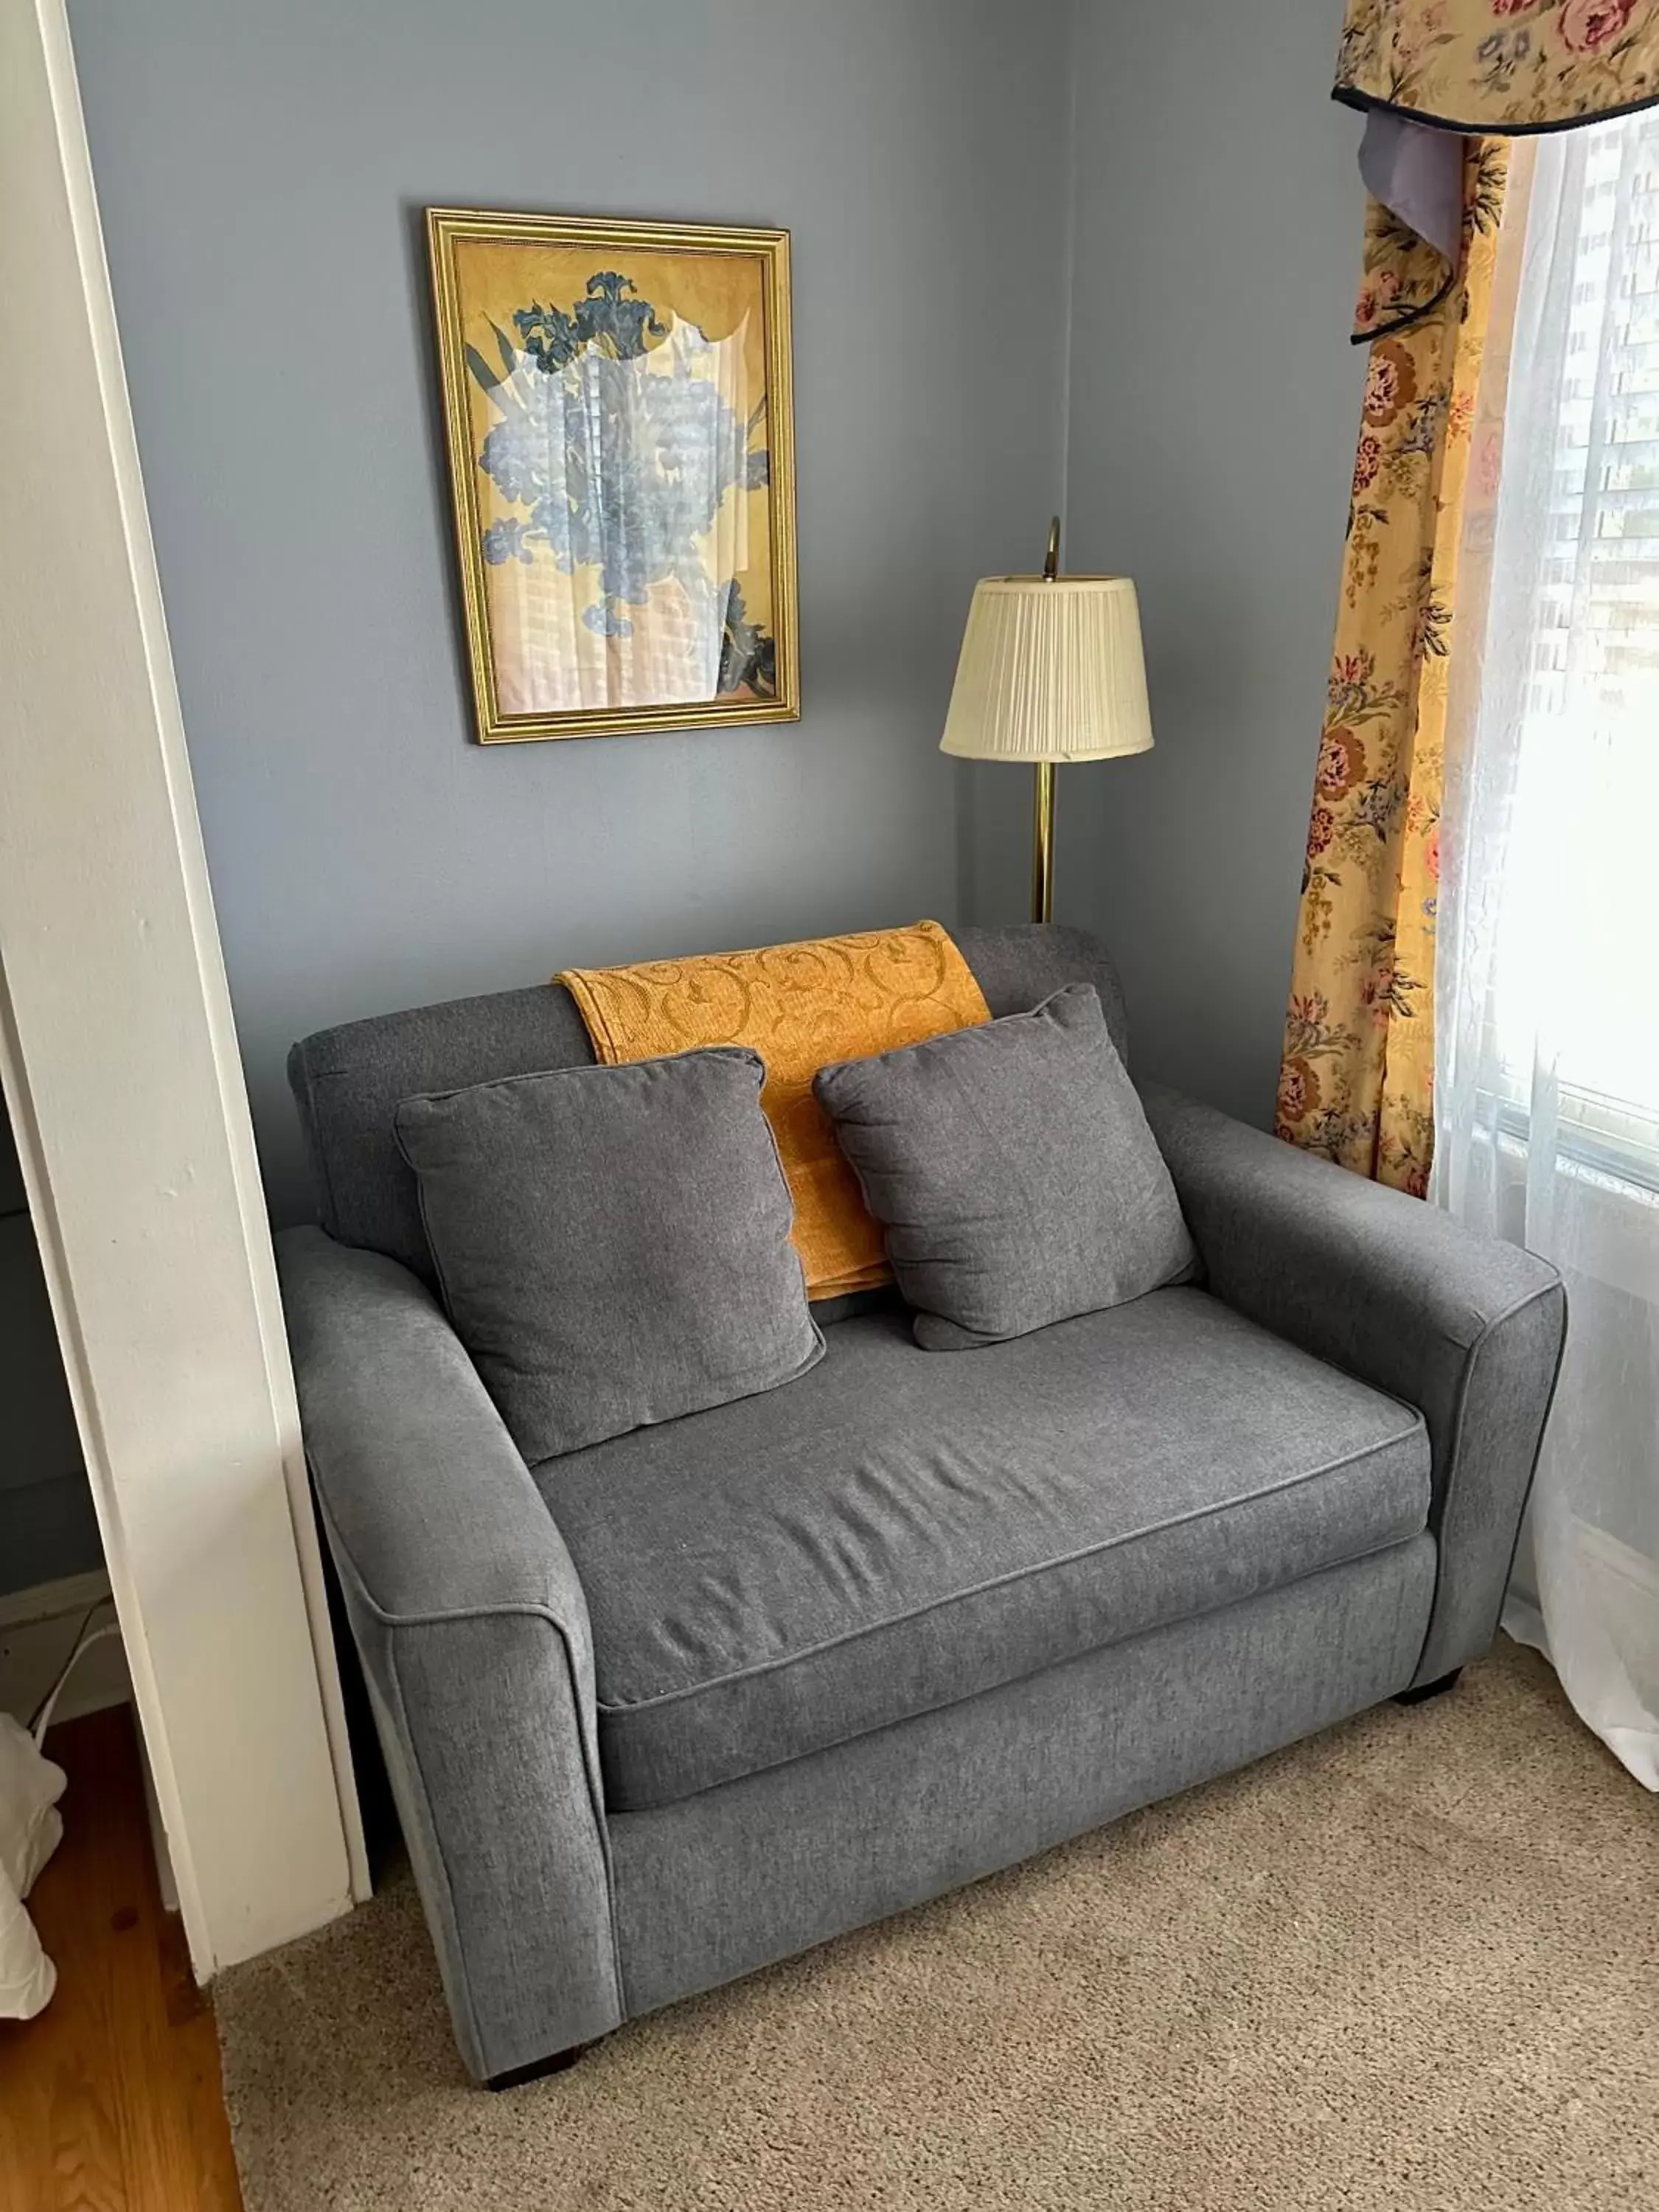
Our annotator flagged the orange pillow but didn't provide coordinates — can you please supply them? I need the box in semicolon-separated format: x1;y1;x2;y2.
557;922;991;1298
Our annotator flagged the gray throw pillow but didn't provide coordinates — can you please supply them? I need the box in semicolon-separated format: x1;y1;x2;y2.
394;1047;824;1459
813;984;1195;1349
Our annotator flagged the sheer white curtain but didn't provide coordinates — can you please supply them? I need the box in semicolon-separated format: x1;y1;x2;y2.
1435;115;1659;1787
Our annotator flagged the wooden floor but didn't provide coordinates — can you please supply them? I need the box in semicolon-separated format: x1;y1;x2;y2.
0;1705;243;2211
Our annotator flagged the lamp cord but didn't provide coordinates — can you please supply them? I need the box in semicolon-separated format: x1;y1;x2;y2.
27;1601;120;1745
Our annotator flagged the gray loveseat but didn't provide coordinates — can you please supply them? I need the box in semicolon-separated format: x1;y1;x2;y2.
277;924;1565;2086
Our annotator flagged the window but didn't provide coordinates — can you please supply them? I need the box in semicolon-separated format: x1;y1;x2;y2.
1482;114;1659;1180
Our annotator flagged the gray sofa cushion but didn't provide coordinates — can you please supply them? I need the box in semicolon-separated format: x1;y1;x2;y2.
537;1285;1431;1811
286;923;1129;1282
815;983;1196;1349
394;1048;824;1461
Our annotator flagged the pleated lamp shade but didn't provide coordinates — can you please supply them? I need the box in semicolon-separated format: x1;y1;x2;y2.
939;575;1154;763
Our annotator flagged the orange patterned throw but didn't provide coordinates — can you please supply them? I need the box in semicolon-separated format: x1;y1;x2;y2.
558;922;991;1298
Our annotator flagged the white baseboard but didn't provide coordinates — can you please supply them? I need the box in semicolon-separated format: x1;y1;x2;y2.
1574;1517;1659;1601
0;1568;130;1728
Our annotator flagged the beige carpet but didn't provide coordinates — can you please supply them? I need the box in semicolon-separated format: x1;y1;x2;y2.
218;1638;1659;2211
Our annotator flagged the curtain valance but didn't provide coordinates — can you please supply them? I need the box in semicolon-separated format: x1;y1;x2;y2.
1335;0;1659;334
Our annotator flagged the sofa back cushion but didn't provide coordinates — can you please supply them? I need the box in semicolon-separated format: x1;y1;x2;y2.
816;984;1194;1349
288;922;1129;1281
395;1047;823;1459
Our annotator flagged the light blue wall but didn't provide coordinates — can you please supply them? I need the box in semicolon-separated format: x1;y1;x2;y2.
68;0;1074;1224
67;0;1368;1178
1060;0;1367;1125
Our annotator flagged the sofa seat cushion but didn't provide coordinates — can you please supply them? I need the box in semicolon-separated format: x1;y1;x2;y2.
537;1287;1431;1812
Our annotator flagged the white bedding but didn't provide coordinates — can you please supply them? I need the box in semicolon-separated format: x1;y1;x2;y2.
0;1709;66;2020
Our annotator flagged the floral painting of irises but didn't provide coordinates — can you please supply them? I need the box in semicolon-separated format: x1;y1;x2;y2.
428;211;798;743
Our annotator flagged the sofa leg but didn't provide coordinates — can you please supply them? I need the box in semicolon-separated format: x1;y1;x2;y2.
1394;1667;1464;1707
485;2042;591;2091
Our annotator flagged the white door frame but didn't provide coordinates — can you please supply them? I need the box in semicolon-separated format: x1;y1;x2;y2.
0;0;367;1974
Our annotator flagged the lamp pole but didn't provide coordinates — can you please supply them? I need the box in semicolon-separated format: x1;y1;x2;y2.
1032;515;1061;924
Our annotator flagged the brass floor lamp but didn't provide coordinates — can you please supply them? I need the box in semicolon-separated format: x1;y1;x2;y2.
939;519;1155;922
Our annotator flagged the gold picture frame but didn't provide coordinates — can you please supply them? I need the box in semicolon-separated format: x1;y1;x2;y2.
427;208;799;745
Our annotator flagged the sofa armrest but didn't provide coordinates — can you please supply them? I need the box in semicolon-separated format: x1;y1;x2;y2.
1138;1085;1566;1686
276;1225;622;2079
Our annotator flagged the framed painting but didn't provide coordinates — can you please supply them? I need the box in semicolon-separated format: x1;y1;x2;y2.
427;208;799;745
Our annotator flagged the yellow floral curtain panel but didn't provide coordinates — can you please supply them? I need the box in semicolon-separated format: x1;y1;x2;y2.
1280;140;1506;1192
1279;1;1659;1192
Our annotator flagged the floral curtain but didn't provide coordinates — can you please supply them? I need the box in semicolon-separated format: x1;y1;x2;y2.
1278;140;1506;1191
1335;1;1659;335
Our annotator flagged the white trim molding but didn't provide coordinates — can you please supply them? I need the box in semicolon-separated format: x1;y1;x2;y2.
0;0;366;1973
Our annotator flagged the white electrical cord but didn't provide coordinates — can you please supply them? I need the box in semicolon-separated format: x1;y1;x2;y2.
29;1612;122;1747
